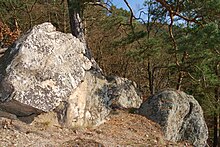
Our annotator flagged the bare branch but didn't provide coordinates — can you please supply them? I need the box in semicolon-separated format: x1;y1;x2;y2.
187;72;201;82
214;49;220;55
87;2;112;13
26;0;38;13
123;0;134;24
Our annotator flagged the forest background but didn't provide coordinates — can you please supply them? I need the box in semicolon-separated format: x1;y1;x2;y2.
0;0;219;146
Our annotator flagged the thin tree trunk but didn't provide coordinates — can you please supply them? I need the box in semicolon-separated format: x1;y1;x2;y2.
213;88;219;147
176;71;183;90
176;51;188;90
213;63;220;147
62;0;67;33
148;58;154;95
213;113;219;147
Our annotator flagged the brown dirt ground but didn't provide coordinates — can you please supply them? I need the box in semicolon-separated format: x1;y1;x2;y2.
0;109;192;147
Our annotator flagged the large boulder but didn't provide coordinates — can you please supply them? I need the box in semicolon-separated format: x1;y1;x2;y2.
0;22;91;114
0;22;142;127
0;22;109;126
139;89;208;147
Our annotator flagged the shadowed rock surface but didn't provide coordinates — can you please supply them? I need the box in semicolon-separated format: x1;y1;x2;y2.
65;70;110;127
139;89;208;147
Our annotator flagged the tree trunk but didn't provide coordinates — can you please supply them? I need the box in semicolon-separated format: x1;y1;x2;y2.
67;0;85;42
148;58;154;95
213;87;220;147
176;51;188;91
67;0;92;59
176;71;183;90
213;63;220;147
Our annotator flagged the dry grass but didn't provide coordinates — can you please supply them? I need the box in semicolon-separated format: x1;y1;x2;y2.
0;109;192;146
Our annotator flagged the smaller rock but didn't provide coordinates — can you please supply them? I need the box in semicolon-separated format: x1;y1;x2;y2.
139;89;208;147
107;76;142;109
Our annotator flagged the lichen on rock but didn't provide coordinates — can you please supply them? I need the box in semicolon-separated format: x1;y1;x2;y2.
0;22;92;115
0;22;143;127
139;89;209;147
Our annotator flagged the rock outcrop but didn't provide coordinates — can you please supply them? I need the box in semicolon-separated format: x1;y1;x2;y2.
139;89;208;147
0;22;142;127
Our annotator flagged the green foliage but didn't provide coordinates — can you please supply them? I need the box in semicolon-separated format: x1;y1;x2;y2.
178;23;220;83
112;31;147;48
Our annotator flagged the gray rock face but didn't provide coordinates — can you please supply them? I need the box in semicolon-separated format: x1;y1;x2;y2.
0;22;92;116
107;76;142;109
0;22;142;127
139;89;208;147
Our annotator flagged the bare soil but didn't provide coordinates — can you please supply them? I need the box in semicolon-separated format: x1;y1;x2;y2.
0;109;192;147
